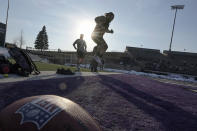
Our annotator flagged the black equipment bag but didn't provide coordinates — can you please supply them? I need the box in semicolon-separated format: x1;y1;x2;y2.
8;47;40;76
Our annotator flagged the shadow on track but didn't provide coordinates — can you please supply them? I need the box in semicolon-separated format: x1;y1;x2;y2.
98;74;197;131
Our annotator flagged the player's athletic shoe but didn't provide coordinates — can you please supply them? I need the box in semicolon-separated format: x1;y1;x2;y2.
75;65;80;72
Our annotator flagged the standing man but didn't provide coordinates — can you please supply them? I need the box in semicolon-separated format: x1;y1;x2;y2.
91;12;114;64
73;34;87;71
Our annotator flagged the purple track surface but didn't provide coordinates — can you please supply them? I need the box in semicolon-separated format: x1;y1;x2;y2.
0;74;197;131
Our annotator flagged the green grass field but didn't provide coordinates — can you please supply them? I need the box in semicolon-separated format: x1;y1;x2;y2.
8;59;102;72
35;62;91;72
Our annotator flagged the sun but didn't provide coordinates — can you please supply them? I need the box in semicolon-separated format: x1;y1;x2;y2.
76;19;95;39
75;19;96;51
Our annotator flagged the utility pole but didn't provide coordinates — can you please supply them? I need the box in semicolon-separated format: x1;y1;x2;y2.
4;0;10;47
169;5;184;52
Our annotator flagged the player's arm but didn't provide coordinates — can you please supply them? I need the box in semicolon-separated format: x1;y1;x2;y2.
84;41;87;51
73;40;78;50
105;29;114;33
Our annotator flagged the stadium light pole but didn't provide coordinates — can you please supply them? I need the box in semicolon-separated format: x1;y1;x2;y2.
4;0;10;47
169;5;184;52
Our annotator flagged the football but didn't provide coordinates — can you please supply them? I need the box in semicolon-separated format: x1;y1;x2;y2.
0;95;101;131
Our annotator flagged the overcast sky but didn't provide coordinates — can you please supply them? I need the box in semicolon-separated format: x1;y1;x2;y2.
0;0;196;52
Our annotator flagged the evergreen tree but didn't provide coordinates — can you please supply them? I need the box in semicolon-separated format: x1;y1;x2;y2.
34;26;48;51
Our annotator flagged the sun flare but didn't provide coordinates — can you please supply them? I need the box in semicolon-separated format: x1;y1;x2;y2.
75;19;96;51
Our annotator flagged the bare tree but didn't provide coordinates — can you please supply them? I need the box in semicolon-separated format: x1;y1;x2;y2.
12;30;25;48
19;30;25;48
